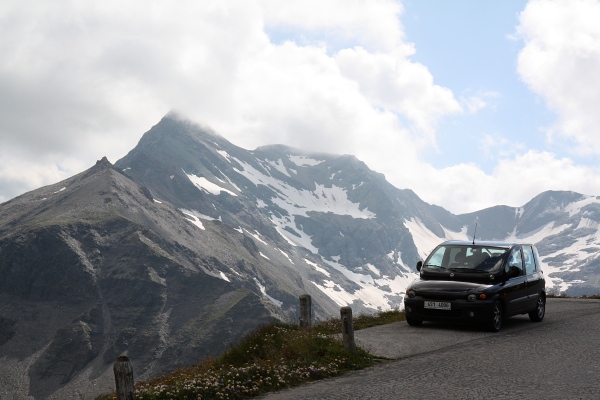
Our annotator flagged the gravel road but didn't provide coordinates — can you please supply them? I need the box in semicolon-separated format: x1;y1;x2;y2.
260;298;600;400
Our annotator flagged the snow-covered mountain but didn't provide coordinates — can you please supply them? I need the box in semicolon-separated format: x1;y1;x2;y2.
457;191;600;295
117;114;600;302
115;114;463;315
2;113;599;398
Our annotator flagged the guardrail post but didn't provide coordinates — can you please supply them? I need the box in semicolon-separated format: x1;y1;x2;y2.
114;356;135;400
340;306;356;354
299;294;312;328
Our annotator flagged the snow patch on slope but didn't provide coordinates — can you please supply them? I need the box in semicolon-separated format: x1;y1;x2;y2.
181;208;221;222
538;226;600;291
217;150;231;161
184;171;237;196
504;222;570;243
314;257;413;310
515;207;524;218
288;155;324;167
266;159;291;177
276;228;298;247
233;157;374;219
181;211;205;230
277;248;294;264
275;218;319;254
576;218;599;230
254;278;283;307
565;195;597;217
404;218;468;259
218;272;230;282
248;230;268;245
305;259;330;276
232;156;375;254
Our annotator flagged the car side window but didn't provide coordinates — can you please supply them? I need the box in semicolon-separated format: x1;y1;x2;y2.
522;246;536;275
507;248;525;276
532;246;543;272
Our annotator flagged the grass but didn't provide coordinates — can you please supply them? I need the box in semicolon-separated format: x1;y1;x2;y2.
95;309;405;400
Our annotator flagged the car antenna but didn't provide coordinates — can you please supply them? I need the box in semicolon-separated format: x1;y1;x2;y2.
472;222;478;245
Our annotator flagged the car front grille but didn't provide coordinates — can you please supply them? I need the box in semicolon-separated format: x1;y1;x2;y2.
418;293;462;301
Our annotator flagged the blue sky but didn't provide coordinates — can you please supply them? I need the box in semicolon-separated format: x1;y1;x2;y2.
1;0;600;213
403;1;550;172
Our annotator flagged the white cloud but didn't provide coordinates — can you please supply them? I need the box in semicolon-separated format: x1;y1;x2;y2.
517;0;600;155
2;0;600;218
0;0;463;204
479;134;527;159
335;47;462;144
405;150;600;214
260;0;412;53
459;91;499;114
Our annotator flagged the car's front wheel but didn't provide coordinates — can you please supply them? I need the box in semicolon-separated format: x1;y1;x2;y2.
487;301;503;332
529;295;545;322
406;317;423;326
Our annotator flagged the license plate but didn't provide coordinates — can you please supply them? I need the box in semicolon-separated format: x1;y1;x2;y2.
424;301;451;310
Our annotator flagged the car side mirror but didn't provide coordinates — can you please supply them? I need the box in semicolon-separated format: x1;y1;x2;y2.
505;265;520;278
416;261;422;271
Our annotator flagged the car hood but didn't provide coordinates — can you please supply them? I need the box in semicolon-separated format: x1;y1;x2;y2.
410;279;492;296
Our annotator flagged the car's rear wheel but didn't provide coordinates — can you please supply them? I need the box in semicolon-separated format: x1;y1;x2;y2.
406;317;423;326
487;301;503;332
529;295;545;322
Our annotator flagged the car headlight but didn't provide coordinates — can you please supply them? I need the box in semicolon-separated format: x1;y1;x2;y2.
405;289;416;298
467;294;477;302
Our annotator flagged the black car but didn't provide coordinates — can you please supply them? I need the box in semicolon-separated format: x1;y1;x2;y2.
403;240;546;332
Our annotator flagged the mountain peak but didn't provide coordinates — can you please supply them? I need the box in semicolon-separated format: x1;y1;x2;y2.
77;156;114;181
95;156;112;168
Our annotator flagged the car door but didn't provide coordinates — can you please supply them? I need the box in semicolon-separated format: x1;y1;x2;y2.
523;245;544;309
502;246;529;315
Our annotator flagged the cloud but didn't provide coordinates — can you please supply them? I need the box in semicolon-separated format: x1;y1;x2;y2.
260;0;411;53
459;91;499;114
2;0;600;217
406;150;600;214
334;47;462;145
517;0;600;155
478;134;526;159
0;0;463;204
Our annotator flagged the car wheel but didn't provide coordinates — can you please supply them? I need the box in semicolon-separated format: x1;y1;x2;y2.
487;301;503;332
529;295;545;322
406;317;423;326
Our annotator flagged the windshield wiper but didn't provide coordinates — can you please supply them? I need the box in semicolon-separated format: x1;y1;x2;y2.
424;264;446;269
449;267;487;273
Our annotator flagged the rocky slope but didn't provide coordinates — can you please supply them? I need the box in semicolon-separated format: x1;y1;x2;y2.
0;158;285;399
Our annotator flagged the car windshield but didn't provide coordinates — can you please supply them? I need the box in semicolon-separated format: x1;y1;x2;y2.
423;245;509;273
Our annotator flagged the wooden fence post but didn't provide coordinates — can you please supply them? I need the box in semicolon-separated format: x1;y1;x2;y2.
114;356;135;400
299;294;312;329
340;306;356;354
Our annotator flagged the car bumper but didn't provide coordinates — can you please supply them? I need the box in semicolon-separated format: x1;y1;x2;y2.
404;296;496;324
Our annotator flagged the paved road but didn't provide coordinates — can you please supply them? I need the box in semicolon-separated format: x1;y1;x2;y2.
261;298;600;400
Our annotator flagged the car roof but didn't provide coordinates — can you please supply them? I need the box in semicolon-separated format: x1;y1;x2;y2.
439;240;532;248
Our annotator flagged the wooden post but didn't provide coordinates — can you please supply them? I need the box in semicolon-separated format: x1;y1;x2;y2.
114;356;135;400
299;294;312;329
340;306;356;354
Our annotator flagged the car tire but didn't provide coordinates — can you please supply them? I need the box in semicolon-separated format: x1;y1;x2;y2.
487;301;503;332
406;317;423;326
529;295;545;322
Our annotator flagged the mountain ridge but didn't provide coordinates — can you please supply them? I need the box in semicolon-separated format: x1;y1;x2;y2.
2;114;600;399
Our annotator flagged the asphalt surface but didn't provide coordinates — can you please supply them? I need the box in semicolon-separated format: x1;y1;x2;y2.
260;298;600;400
